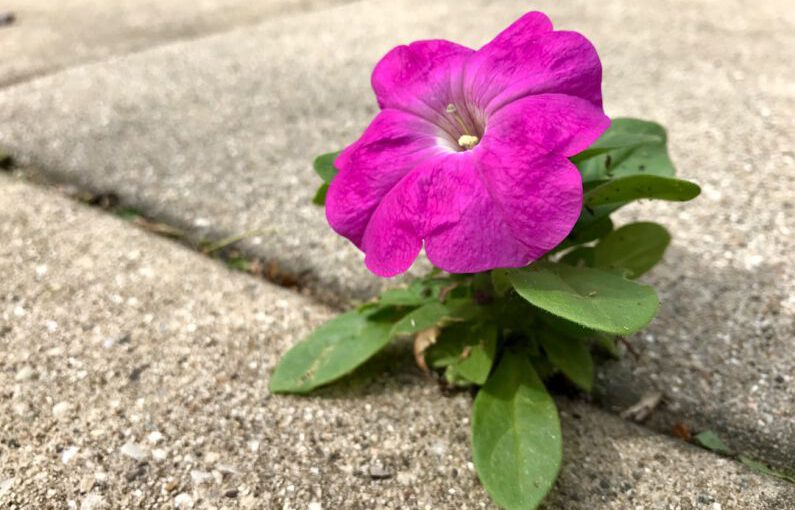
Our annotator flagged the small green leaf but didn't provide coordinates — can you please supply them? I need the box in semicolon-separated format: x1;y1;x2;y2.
571;130;663;163
560;246;595;267
553;216;614;255
584;175;700;208
575;118;676;182
593;334;621;358
426;324;470;368
454;324;498;385
538;332;593;391
312;183;329;206
507;262;659;335
379;279;442;307
472;351;562;510
693;431;733;456
390;302;450;337
313;151;341;183
593;222;671;278
426;323;497;385
491;269;513;297
269;310;392;393
738;456;795;483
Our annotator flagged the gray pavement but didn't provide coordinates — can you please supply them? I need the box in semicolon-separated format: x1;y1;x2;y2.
0;0;353;87
2;177;793;509
0;0;793;470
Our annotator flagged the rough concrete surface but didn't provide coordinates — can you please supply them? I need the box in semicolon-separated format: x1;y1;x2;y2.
2;178;793;509
0;0;352;87
0;0;793;469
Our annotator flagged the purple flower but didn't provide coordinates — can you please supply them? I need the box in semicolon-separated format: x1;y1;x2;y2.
326;12;610;277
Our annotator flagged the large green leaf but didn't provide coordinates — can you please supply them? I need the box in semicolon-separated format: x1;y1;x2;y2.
593;222;671;278
269;310;391;393
584;175;700;208
312;151;341;183
507;262;659;335
574;118;675;182
472;351;562;510
538;332;593;391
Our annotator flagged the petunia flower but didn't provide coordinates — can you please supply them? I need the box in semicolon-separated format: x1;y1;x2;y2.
326;11;610;277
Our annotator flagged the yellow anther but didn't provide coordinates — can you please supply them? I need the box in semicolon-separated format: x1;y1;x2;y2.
458;134;479;150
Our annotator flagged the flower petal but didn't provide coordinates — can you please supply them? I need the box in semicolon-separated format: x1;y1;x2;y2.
423;155;541;273
486;93;610;157
371;40;473;121
361;163;433;277
475;140;583;255
326;109;445;248
466;13;603;114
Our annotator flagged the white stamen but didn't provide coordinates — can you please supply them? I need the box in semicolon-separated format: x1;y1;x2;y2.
458;134;479;150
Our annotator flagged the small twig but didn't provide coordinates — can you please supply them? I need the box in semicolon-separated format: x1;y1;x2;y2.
201;230;263;254
620;391;663;422
617;337;640;359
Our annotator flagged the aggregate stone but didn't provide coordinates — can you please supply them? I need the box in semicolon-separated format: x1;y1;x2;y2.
2;177;793;508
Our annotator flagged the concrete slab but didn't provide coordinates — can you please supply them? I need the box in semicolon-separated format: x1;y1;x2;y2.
1;177;793;509
0;0;793;470
0;0;352;87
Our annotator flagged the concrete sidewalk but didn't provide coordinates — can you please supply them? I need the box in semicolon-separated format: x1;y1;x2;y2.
0;0;352;87
2;176;793;509
0;0;792;470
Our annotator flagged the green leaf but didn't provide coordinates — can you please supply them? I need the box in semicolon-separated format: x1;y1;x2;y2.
574;118;675;182
491;269;513;297
571;131;663;163
507;262;659;335
379;279;443;307
390;302;450;337
552;216;613;255
312;183;329;206
454;324;498;385
693;431;733;456
472;351;562;510
593;222;671;278
560;246;595;268
313;151;341;183
593;334;621;359
738;456;795;483
538;332;593;391
584;175;700;208
269;310;392;393
426;323;497;385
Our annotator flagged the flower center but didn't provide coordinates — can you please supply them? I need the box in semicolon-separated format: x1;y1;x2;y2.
442;103;484;152
457;134;479;150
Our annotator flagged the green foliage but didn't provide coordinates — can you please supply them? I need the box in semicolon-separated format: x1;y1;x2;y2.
507;262;659;335
584;175;700;207
538;332;594;391
472;351;562;510
269;310;392;394
593;222;671;278
311;151;341;206
274;117;699;510
573;118;675;182
426;323;498;385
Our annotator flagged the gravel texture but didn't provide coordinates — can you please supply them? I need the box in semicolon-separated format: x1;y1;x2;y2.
3;177;794;509
0;0;792;474
0;0;352;87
